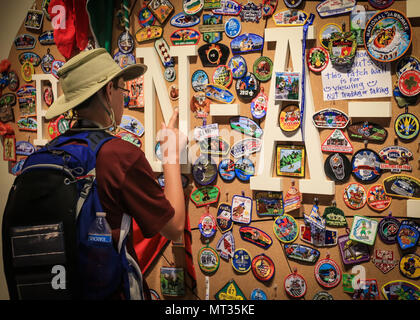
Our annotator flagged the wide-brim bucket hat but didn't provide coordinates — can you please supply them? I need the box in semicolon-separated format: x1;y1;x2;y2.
45;48;147;120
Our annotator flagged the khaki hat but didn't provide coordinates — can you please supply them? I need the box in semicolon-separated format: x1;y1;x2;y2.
45;48;147;120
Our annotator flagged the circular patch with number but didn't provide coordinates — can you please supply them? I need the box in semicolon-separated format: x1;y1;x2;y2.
367;184;391;212
198;246;220;274
284;272;307;298
236;72;260;103
232;249;252;273
395;113;420;141
314;257;342;288
343;183;367;210
398;70;420;97
252;254;275;282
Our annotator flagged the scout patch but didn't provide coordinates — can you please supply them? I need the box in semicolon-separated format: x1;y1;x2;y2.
255;191;283;216
378;214;400;244
232;249;252;273
343;183;367;210
353;279;380;300
231;138;262;158
324;153;351;183
41;49;54;74
118;31;135;54
399;254;420;280
119;115;144;137
367;184;391;212
216;203;233;232
9;158;26;176
276;145;305;177
235;72;260;103
48;115;69;140
19;52;41;67
190;185;221;207
160;267;185;297
328;31;357;67
3;135;16;162
283;181;302;213
218;159;235;182
230;116;263;138
154;38;174;68
234;157;255;182
204;0;222;10
284;270;306;299
17;117;37;132
231;194;252;225
372;249;398;274
316;0;355;18
272;9;308;26
312;109;349;129
199;212;217;239
14;34;36;50
240;2;262;23
273;214;298;243
138;5;155;27
313;291;333;300
321;129;353;154
381;281;420;300
253;56;273;82
117;131;142;148
114;52;136;69
7;71;19;92
300;224;338;247
191;91;210;118
379;146;413;173
307;47;329;73
194;123;219;142
262;0;277;17
250;87;268;119
304;202;325;231
169;28;200;46
212;65;233;87
342;273;355;293
347;121;388;143
349;215;378;246
216;231;235;260
24;8;44;30
323;205;347;228
252;254;275;282
383;175;420;199
364;10;412;63
198;43;230;67
275;72;300;101
315;255;342;289
393;84;418;108
199;137;230;156
224;17;241;38
135;26;163;43
239;226;272;249
394;112;419;141
230;33;264;55
205;84;235;104
228;55;247;79
397;220;420;250
319;23;342;49
191;70;209;92
125;76;144;109
350;5;377;47
192;155;218;186
279;104;300;132
17;85;36;117
284;0;303;8
212;0;241;16
398;70;420;97
201;14;223;44
170;12;200;28
51;60;64;79
250;288;267;300
284;243;320;264
351;148;382;183
338;234;370;265
396;55;420;78
198;246;220;274
215;280;246;300
183;0;204;15
0;94;16;123
42;0;51;20
21;62;34;83
148;0;174;24
368;0;394;9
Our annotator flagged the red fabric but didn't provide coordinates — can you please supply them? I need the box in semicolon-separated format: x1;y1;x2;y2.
183;210;197;291
49;0;90;60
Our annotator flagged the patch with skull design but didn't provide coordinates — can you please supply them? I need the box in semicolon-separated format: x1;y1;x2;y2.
324;153;351;183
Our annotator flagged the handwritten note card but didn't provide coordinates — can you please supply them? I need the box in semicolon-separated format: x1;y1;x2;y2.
321;50;392;101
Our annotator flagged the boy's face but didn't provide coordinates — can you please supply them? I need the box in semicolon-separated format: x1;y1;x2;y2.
110;77;126;125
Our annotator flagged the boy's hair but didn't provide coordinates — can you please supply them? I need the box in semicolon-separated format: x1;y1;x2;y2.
74;77;121;112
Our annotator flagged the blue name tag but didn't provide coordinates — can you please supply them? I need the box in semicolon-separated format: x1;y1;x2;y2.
88;234;112;243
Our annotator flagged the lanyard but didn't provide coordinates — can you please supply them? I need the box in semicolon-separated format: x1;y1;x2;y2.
300;14;315;141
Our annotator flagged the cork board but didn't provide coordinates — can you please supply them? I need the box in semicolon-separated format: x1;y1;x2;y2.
2;0;419;300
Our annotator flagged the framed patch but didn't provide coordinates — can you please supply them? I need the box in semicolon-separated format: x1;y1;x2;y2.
276;145;305;177
349;215;378;246
274;72;300;101
160;267;185;297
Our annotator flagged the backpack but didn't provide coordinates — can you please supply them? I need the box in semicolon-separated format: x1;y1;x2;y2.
2;129;144;300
